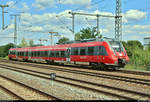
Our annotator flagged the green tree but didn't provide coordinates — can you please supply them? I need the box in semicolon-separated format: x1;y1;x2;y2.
147;42;150;51
0;43;14;57
75;27;102;40
57;37;69;44
19;38;28;47
121;41;127;50
3;43;14;56
127;40;143;50
29;40;34;47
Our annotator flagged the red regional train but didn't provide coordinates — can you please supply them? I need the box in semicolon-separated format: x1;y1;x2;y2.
8;37;129;70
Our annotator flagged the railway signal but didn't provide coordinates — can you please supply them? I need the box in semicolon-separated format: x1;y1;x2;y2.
50;73;56;80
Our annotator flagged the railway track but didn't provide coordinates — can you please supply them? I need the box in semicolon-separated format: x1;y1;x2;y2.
0;74;60;100
1;60;150;86
1;59;150;77
118;69;150;76
0;84;24;100
0;63;150;100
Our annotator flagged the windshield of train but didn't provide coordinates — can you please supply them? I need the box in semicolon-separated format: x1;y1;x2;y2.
109;41;124;52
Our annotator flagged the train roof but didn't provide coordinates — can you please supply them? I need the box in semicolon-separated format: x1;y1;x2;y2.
61;37;117;44
9;37;117;51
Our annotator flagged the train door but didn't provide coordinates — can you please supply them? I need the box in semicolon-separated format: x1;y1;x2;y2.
16;51;18;59
66;48;71;62
28;50;31;60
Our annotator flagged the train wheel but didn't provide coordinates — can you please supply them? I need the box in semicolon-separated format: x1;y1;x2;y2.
91;63;98;69
99;63;107;70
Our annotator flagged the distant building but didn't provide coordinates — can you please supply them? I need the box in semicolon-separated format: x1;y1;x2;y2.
144;37;150;50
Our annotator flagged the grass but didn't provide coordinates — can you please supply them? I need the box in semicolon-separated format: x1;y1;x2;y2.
0;56;9;60
125;64;149;71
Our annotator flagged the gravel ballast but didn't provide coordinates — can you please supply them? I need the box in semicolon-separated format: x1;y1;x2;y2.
0;67;120;100
1;62;149;95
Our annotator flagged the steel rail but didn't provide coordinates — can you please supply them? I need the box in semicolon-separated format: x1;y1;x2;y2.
1;61;150;86
0;84;24;100
0;64;150;100
0;74;61;100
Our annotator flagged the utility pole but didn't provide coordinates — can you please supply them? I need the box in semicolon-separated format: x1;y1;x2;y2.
0;5;9;30
69;12;115;39
115;0;122;41
96;15;100;35
49;32;59;46
10;14;20;48
72;13;75;39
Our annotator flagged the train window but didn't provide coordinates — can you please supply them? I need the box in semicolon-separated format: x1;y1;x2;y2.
33;51;35;57
32;52;34;57
61;51;65;57
42;51;45;57
39;51;42;57
72;47;79;55
37;51;39;57
88;47;94;55
50;51;55;57
80;47;86;55
39;51;44;57
43;51;47;57
45;51;48;57
99;46;108;56
25;52;28;56
56;51;60;57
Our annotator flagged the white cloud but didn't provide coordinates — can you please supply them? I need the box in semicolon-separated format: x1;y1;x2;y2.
124;10;147;21
6;1;18;10
21;2;30;12
60;0;92;8
2;9;149;45
32;0;55;10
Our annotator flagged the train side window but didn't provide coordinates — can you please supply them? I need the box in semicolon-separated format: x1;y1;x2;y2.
99;46;108;56
33;51;35;57
51;51;55;57
94;46;99;55
32;51;34;57
40;51;42;57
71;48;74;55
44;51;47;57
42;51;44;57
80;47;86;55
61;51;65;57
72;47;78;55
49;51;51;57
88;47;94;55
25;52;27;56
37;51;39;57
44;51;46;57
56;51;59;57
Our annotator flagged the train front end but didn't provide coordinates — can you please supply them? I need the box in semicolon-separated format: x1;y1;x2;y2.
108;40;129;68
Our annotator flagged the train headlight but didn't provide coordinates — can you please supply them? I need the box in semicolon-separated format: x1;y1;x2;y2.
119;53;122;56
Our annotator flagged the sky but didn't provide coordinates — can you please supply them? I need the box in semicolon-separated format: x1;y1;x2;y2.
0;0;150;46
